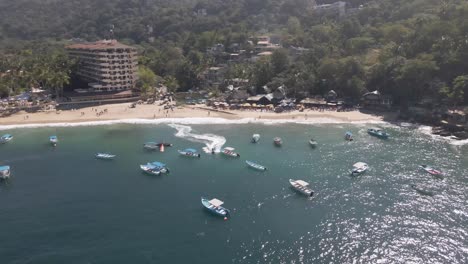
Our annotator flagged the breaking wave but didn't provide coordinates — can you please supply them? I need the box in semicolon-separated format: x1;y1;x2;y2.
168;124;226;153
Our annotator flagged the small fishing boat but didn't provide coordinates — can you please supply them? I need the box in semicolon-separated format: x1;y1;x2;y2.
345;131;353;141
289;179;314;197
419;165;442;176
49;135;58;146
201;197;230;219
0;134;13;143
273;137;282;146
367;128;390;139
178;148;201;158
0;165;10;179
246;160;267;171
309;138;317;147
410;184;435;196
351;162;368;176
222;147;240;157
140;161;169;175
251;134;260;143
143;142;173;151
96;153;116;160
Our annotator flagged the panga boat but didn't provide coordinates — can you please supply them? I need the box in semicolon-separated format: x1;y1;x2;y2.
367;128;390;139
345;131;353;141
143;142;173;151
309;138;317;147
251;134;260;143
351;162;368;176
140;161;169;175
0;165;10;179
0;134;13;143
410;184;435;196
419;165;442;176
49;135;58;146
273;137;282;146
201;197;230;219
178;148;201;158
246;160;267;171
289;179;314;197
222;147;240;157
96;153;116;160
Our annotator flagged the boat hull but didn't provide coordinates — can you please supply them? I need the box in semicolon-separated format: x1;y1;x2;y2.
289;179;314;197
201;198;229;217
367;130;389;139
0;166;10;179
96;153;116;160
178;151;201;158
246;161;266;171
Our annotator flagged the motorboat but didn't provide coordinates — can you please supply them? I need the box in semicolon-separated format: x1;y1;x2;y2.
96;153;116;160
289;179;314;197
251;134;260;143
419;165;442;177
410;184;435;196
49;135;58;146
143;142;173;151
309;138;317;147
351;162;368;176
178;148;201;158
345;131;353;141
246;160;267;171
140;161;169;175
222;147;240;157
274;137;282;146
367;128;390;139
0;134;13;143
201;197;230;219
0;165;10;179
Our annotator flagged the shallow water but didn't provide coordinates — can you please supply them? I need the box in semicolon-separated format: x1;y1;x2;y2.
0;123;467;263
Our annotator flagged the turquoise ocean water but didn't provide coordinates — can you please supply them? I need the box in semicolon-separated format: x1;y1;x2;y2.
0;122;467;263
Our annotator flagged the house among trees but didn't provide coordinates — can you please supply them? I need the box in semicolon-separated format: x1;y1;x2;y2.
361;90;392;110
200;66;226;89
247;94;273;105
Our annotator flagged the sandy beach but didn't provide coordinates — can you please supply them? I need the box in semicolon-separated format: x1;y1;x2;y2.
0;102;389;126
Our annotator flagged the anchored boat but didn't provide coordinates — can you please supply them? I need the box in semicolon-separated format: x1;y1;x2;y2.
0;165;10;179
345;131;353;141
201;197;230;219
49;135;58;146
96;153;116;160
143;142;173;151
222;147;240;157
419;165;442;177
273;137;282;146
178;148;201;158
367;128;390;139
309;138;317;147
140;161;169;175
246;160;267;171
351;162;368;176
289;179;314;197
0;134;13;143
251;134;260;143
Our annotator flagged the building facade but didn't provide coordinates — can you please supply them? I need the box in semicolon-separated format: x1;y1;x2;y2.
66;40;138;92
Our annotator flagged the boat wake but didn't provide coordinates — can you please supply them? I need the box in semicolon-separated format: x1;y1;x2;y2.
168;124;226;153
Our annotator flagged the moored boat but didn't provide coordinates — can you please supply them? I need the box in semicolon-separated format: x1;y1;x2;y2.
222;147;240;157
419;165;442;177
140;161;169;175
201;197;230;219
178;148;201;158
49;135;58;146
309;138;317;147
410;184;435;196
251;134;260;143
289;179;314;197
246;160;267;171
143;142;173;151
0;165;10;179
273;137;282;146
0;134;13;143
367;128;390;139
351;162;368;176
96;153;116;160
345;131;353;141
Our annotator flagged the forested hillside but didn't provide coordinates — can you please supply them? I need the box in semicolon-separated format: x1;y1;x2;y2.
1;0;468;106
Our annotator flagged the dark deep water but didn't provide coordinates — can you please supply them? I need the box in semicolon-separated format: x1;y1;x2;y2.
0;123;467;264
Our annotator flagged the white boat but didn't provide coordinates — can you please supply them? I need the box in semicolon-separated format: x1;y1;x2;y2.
251;134;260;143
49;135;58;146
246;160;267;171
309;139;317;147
289;179;314;197
140;161;169;175
0;165;10;179
351;162;368;176
0;134;13;143
201;197;230;219
222;147;240;157
274;137;282;146
96;153;116;160
178;148;201;158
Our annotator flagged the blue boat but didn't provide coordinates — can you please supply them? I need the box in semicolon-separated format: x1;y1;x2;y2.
140;161;169;175
367;128;389;139
345;131;353;141
0;134;13;143
49;135;58;146
0;165;10;179
178;148;201;158
201;197;230;219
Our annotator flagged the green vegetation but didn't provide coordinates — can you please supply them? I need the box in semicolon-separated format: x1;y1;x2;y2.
0;0;467;107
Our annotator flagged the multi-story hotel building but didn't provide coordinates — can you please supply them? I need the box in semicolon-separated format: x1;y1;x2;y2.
66;40;138;92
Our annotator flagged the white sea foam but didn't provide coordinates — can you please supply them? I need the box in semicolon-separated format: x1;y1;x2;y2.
416;125;468;146
168;123;226;153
